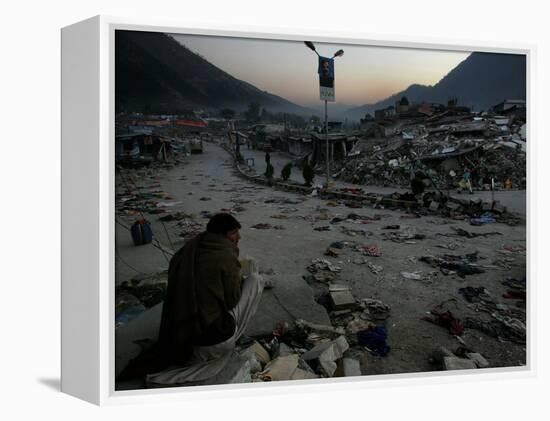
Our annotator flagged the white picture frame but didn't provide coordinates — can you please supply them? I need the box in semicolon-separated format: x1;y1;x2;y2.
61;15;533;406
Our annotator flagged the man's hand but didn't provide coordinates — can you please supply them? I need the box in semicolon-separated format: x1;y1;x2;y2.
239;256;259;278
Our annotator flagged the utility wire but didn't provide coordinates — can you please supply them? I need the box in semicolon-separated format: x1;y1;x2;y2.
122;168;176;251
116;168;175;263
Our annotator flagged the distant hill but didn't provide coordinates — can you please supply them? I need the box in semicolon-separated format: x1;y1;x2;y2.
115;30;315;115
342;52;526;121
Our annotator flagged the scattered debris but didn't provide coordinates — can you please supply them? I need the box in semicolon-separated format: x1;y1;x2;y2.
360;298;391;321
359;245;382;257
328;284;357;311
422;309;464;336
307;259;342;273
420;252;484;278
451;227;503;238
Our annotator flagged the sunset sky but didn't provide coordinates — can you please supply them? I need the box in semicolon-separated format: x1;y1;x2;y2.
172;33;471;108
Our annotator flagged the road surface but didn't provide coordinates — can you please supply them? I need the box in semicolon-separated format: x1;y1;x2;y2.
115;141;527;384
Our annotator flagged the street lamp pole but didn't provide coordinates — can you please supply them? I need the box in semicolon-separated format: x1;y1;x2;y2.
325;98;329;187
304;42;344;189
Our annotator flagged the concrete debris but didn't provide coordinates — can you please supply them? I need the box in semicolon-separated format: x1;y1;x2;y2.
367;262;384;274
307;258;342;273
333;115;526;193
382;227;426;243
295;319;346;336
301;336;350;377
444;356;478;370
419;252;485;278
328;284;357;311
359;298;391;321
431;346;489;371
400;271;423;281
256;354;300;381
335;357;362;377
466;352;490;368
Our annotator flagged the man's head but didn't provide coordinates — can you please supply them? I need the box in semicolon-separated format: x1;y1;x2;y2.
322;60;330;75
207;213;242;244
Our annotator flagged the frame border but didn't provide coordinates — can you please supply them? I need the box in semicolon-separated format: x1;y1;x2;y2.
63;14;535;405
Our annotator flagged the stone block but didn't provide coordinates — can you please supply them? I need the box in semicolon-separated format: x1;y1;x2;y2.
336;358;362;377
290;368;319;380
259;354;299;381
466;352;489;368
319;360;338;377
444;356;477;370
301;336;349;365
330;290;357;310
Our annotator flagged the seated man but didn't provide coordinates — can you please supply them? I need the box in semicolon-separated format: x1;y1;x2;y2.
119;213;265;387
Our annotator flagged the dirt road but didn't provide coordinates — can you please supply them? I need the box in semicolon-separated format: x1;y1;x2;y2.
115;141;527;380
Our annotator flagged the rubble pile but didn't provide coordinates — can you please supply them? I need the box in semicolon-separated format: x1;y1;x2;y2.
332;117;526;191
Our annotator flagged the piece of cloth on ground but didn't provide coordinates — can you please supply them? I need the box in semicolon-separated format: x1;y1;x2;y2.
357;325;391;357
422;309;464;336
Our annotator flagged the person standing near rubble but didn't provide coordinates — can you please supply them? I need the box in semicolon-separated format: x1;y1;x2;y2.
458;167;473;194
119;213;265;386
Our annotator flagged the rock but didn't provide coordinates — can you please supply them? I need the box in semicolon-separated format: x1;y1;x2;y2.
258;354;299;381
466;352;490;368
290;368;320;380
443;356;478;370
330;290;357;311
335;358;362;377
401;271;422;280
301;336;350;376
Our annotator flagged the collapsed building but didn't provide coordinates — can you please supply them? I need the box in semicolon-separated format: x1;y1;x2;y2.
331;102;526;191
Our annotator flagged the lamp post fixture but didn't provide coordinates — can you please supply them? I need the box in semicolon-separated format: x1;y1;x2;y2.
304;41;344;189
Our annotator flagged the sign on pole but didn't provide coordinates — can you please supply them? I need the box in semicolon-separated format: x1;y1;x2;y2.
318;56;335;102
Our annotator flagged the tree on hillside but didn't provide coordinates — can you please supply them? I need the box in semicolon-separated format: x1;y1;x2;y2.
246;102;261;122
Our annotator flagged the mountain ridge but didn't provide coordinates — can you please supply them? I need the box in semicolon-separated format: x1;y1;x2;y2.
115;31;315;116
341;52;526;121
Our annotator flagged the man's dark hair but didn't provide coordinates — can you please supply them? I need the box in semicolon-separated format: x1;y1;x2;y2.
206;213;242;235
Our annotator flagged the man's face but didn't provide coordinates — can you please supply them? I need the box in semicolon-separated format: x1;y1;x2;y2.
322;61;329;75
225;229;241;245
